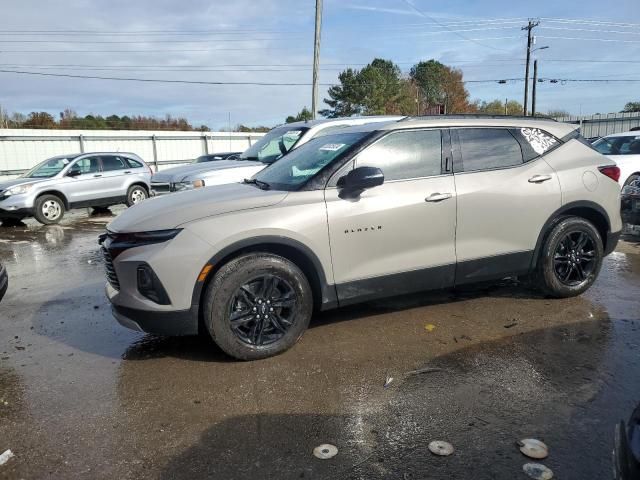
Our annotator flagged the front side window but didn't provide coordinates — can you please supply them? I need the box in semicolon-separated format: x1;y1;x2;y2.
101;156;126;171
593;135;640;155
72;157;101;174
23;155;77;178
455;128;523;173
252;132;368;191
355;129;442;181
239;126;308;164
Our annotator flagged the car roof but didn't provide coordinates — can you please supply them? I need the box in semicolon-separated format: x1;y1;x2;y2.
602;131;640;138
322;115;577;139
282;115;405;129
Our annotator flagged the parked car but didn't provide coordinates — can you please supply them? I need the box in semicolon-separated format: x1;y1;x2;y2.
0;261;7;302
150;116;403;195
621;179;640;232
592;132;640;186
192;152;242;163
102;115;621;360
0;153;152;225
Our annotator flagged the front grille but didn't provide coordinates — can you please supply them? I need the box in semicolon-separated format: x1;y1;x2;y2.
151;182;171;193
102;247;120;290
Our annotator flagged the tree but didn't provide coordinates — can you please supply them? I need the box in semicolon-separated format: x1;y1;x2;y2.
478;99;523;116
285;106;313;123
622;102;640;113
409;60;473;114
23;112;56;129
320;58;410;117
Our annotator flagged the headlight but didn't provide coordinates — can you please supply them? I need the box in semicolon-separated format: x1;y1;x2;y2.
171;179;205;191
6;183;34;195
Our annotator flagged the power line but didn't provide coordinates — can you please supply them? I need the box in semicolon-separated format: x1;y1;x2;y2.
399;0;510;51
538;36;640;43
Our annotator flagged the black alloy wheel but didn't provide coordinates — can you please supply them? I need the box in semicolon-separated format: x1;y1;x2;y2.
553;230;597;287
228;274;297;346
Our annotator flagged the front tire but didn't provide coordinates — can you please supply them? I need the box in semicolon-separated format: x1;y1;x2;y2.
34;194;65;225
624;173;639;187
126;185;148;207
203;253;313;360
535;216;603;297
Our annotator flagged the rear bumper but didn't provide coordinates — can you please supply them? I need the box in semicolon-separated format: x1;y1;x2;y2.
112;304;199;336
605;230;622;256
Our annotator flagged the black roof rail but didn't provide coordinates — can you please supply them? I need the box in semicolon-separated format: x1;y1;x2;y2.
400;114;557;122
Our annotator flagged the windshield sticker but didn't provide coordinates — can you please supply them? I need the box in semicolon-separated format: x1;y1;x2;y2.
521;128;558;155
285;130;302;137
319;143;346;152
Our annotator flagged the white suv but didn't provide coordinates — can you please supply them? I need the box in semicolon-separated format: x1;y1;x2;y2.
592;131;640;186
102;116;622;360
150;116;403;194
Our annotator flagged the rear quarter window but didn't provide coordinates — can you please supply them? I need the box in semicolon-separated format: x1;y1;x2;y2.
125;157;144;168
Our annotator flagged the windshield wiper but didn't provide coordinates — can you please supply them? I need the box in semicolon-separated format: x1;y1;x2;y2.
243;178;271;190
240;156;259;161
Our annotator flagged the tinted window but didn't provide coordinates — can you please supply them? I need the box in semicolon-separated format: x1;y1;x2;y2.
73;157;100;174
355;130;442;181
101;156;126;171
125;157;144;168
593;136;640;155
455;128;523;172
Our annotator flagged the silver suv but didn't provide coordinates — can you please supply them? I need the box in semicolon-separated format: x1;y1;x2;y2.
0;153;151;225
150;116;403;195
102;116;622;360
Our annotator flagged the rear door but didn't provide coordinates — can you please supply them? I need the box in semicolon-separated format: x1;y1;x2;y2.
325;128;458;304
451;127;561;284
98;155;130;199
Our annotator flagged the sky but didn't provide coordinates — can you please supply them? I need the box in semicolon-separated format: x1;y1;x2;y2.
0;0;638;129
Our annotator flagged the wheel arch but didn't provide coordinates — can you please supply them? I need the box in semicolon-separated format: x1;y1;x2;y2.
191;236;337;333
531;200;611;269
127;182;149;194
36;190;70;210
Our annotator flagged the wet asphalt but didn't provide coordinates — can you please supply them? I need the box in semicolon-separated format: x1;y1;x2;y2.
0;208;639;479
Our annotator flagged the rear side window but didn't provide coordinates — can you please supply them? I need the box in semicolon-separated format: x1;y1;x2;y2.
593;136;640;155
125;157;144;168
517;128;559;159
454;128;523;173
356;129;442;181
101;156;127;171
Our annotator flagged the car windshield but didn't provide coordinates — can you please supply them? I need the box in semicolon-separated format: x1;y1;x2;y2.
22;155;77;178
252;131;369;191
593;135;640;155
238;125;309;164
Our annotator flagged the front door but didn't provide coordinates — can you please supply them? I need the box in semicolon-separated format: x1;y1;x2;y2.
64;156;104;205
325;129;457;305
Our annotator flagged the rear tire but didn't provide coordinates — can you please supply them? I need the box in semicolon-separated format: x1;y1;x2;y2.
624;173;639;186
126;185;148;207
34;194;65;225
203;253;313;360
535;216;603;297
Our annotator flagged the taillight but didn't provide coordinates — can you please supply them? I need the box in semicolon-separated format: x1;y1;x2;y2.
598;165;620;182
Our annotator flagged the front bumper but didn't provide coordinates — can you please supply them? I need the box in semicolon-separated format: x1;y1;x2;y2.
111;303;198;336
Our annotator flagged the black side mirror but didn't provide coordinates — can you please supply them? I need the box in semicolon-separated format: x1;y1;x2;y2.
338;166;384;192
67;168;81;177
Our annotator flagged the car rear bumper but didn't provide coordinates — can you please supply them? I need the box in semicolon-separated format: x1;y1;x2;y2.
605;230;622;256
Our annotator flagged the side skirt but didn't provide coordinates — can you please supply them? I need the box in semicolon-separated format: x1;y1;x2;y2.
70;196;127;209
455;250;533;286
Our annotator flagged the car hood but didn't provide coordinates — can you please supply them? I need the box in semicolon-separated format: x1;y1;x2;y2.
0;177;49;191
108;182;288;232
152;160;263;183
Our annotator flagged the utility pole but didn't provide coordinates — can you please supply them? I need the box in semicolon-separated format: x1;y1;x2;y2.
522;19;539;116
531;60;538;117
505;98;508;116
311;0;323;119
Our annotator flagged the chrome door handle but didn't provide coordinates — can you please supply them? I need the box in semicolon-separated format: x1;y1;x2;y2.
528;174;552;183
93;174;102;178
124;171;132;174
425;192;453;202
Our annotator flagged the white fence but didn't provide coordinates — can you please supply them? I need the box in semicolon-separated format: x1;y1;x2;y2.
0;129;265;180
554;112;640;138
